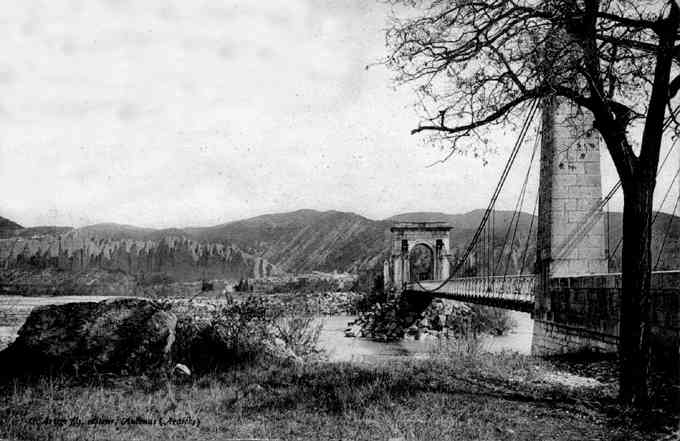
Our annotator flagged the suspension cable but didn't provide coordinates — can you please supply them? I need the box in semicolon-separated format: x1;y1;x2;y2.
610;153;680;259
654;192;680;270
491;209;495;276
413;98;539;292
519;192;539;275
559;108;679;261
498;122;540;276
568;133;680;263
449;100;539;275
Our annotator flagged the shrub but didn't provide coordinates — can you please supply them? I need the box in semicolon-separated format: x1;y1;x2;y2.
469;305;517;336
167;297;324;372
352;285;390;313
272;314;323;357
169;297;276;371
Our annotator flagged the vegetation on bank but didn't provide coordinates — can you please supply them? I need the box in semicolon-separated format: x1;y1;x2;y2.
1;352;675;441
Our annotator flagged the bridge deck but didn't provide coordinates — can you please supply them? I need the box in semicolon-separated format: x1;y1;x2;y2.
406;271;680;313
405;275;537;312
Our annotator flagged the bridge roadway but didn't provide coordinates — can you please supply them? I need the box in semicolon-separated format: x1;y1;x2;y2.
406;270;680;314
405;275;537;312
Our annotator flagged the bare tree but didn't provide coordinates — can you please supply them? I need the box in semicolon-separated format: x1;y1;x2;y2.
385;0;680;406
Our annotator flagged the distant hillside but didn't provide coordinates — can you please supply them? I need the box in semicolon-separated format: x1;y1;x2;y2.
14;226;74;237
185;210;392;273
606;211;680;272
2;208;680;288
389;209;526;231
0;216;22;238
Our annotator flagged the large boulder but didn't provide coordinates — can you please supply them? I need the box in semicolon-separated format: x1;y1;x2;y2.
0;297;311;377
0;298;176;375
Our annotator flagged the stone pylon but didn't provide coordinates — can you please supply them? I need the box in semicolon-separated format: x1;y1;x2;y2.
532;98;608;356
535;98;608;279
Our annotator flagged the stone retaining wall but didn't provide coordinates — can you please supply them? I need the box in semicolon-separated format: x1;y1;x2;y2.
532;271;680;360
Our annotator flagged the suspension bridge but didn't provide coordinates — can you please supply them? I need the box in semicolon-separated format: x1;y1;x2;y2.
384;99;680;356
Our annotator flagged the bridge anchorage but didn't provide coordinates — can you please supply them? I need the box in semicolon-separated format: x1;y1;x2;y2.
385;98;680;365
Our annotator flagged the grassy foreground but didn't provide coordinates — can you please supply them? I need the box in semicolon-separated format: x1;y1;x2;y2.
1;352;675;441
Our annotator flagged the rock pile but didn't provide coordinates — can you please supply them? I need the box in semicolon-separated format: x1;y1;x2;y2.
289;291;361;315
345;298;405;341
346;298;474;341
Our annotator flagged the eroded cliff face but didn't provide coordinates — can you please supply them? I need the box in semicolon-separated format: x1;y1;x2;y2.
0;230;281;284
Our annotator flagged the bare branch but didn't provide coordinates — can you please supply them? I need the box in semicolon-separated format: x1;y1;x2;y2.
411;92;539;135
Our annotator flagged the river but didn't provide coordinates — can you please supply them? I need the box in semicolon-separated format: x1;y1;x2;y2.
0;296;534;359
317;310;534;361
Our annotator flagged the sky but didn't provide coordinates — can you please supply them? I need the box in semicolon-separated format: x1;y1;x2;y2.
0;0;678;229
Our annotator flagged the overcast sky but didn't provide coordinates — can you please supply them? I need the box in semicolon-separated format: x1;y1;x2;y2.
1;0;677;228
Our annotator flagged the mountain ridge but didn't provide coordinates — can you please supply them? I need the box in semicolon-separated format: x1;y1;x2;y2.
2;208;680;284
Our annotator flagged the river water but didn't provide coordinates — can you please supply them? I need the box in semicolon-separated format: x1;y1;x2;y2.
317;311;534;361
0;296;534;359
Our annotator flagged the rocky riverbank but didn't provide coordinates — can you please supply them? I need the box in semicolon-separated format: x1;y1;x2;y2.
345;298;515;342
0;296;319;377
264;291;361;315
345;298;473;340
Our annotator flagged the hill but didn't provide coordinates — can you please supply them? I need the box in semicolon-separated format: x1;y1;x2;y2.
2;208;680;290
606;211;680;272
185;209;392;273
0;216;22;238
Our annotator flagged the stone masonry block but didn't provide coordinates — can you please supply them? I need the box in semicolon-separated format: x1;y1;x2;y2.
564;199;579;211
588;260;608;274
584;161;602;175
568;210;589;223
578;247;605;260
575;233;605;249
561;162;585;175
577;198;598;211
579;174;602;188
554;174;581;187
564;260;588;275
551;184;572;199
569;184;601;198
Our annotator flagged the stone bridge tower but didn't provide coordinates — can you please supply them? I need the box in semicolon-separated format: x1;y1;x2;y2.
533;98;609;355
386;222;452;292
536;98;608;279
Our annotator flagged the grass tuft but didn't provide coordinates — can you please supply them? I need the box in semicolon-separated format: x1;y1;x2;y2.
0;355;674;440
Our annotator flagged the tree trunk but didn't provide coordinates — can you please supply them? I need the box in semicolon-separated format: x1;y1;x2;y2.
619;177;655;406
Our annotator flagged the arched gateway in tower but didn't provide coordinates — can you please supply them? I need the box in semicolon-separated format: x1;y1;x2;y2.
384;222;452;291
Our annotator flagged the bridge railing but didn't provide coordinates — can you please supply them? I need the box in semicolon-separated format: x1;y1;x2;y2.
407;274;537;305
